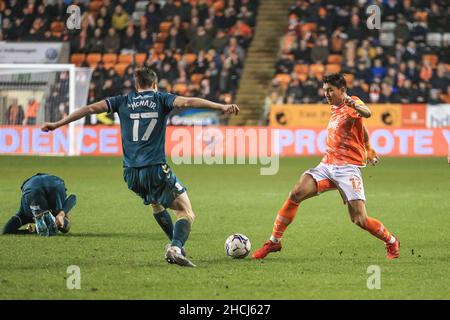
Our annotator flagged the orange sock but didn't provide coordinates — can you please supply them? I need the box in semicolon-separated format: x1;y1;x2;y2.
271;198;299;241
362;217;393;243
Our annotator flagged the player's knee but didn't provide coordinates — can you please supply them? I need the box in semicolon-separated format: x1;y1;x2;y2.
151;204;165;214
289;189;305;203
175;210;195;225
351;214;367;228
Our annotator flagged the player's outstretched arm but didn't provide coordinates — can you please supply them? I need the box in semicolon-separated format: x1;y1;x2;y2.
41;100;109;132
172;96;239;115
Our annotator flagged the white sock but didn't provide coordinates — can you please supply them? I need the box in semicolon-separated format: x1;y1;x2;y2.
270;236;280;243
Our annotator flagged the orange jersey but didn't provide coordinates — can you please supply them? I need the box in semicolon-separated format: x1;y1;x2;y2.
321;96;366;166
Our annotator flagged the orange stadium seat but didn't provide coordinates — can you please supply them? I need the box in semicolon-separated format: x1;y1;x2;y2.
153;42;164;54
275;73;291;89
328;54;343;64
50;21;64;33
135;53;147;66
114;63;129;76
86;53;102;65
89;0;103;13
159;21;172;33
118;54;133;64
174;83;188;95
102;53;118;64
300;22;317;33
104;63;115;70
183;53;197;65
422;54;439;68
70;54;85;66
294;64;309;75
325;64;341;74
310;63;325;77
191;73;203;85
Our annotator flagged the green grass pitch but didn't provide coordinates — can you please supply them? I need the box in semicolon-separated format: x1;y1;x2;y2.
0;155;449;299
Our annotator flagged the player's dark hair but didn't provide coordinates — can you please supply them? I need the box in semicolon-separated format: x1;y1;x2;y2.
323;73;347;89
135;66;158;88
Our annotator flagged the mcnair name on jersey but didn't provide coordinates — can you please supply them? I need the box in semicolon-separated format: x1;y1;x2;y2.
127;99;157;110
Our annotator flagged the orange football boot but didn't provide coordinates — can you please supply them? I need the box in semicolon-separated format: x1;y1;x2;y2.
252;240;282;259
386;236;400;259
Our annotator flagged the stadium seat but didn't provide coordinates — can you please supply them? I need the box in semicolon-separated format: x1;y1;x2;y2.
327;54;342;64
174;83;188;95
135;53;147;66
381;22;396;32
153;42;164;54
86;53;102;66
159;21;172;33
70;54;86;67
325;64;341;74
135;1;150;12
444;33;450;44
422;54;439;68
114;63;129;76
119;54;133;64
89;0;103;13
183;53;197;65
50;21;64;33
300;22;317;33
310;64;325;77
380;32;395;46
104;63;115;70
275;73;291;89
427;33;442;47
102;53;118;64
294;64;309;75
191;73;203;85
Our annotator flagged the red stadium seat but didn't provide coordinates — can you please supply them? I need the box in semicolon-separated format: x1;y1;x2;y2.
159;21;172;33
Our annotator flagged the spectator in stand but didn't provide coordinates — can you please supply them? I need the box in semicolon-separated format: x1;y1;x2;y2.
164;27;186;52
405;59;420;84
224;37;245;63
137;30;153;53
189;26;212;54
161;0;178;21
6;103;25;125
88;28;105;53
212;29;230;54
23;99;40;125
104;28;121;54
146;2;162;34
310;35;329;64
112;4;129;37
394;15;410;42
121;26;137;52
431;64;449;92
428;89;444;104
275;52;295;74
399;79;416;103
371;59;386;81
416;82;429;103
379;83;400;103
98;6;112;31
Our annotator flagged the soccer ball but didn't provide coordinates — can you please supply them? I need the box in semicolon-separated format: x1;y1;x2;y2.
225;233;251;259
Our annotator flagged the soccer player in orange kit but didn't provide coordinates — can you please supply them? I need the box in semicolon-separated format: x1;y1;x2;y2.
253;73;400;260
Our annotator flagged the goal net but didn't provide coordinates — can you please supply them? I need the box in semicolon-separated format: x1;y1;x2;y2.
0;64;92;155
